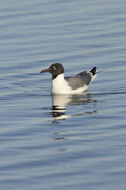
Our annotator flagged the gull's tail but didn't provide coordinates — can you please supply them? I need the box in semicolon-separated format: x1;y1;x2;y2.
90;67;96;75
90;67;105;75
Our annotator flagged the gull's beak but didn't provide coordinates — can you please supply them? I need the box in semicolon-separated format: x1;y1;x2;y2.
40;68;50;74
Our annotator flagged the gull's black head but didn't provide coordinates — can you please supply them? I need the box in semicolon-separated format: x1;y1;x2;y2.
41;63;64;79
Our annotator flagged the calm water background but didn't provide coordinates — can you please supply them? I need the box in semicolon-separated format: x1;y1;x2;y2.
0;0;126;189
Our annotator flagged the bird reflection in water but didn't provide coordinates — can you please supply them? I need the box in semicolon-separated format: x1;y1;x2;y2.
51;93;97;121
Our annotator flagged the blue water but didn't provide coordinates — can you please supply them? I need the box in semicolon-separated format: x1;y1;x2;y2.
0;0;126;189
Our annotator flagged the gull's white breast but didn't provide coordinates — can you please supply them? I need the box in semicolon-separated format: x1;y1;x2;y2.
52;74;71;94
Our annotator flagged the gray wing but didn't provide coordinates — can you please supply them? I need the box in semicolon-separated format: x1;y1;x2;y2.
65;71;92;90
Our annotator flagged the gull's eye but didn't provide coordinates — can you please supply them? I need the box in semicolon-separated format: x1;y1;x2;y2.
52;66;56;70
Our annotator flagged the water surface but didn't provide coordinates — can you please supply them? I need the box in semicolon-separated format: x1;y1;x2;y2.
0;0;126;189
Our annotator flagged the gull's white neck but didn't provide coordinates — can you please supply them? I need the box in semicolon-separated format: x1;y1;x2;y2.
52;73;71;94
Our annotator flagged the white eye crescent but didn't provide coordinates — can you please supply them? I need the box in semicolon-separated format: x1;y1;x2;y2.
52;66;56;70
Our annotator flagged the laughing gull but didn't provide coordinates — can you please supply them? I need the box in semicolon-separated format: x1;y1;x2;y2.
40;63;97;94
